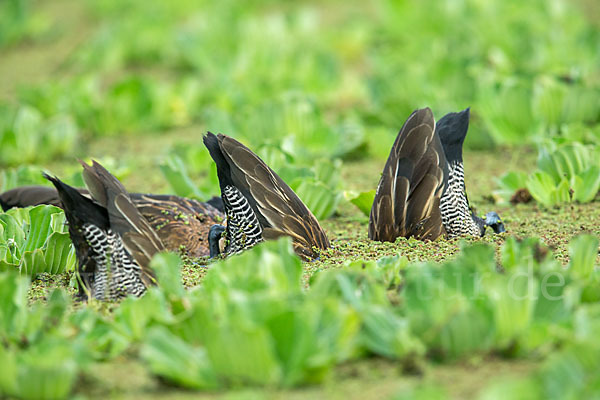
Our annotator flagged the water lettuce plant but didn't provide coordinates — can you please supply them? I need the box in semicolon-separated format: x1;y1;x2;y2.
0;275;85;400
346;189;376;217
0;164;50;192
496;141;600;206
0;232;597;398
0;105;78;166
0;205;76;276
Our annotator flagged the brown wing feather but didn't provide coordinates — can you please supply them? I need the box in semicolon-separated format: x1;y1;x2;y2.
216;134;330;259
131;194;224;258
369;108;448;242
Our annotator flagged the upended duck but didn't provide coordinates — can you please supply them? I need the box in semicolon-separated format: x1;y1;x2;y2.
203;132;330;260
0;184;224;258
45;161;164;301
369;107;505;242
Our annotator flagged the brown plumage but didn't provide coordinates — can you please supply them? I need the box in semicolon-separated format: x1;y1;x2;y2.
204;132;330;260
0;185;76;209
79;160;164;282
131;193;223;258
369;108;448;242
0;185;224;258
45;160;164;300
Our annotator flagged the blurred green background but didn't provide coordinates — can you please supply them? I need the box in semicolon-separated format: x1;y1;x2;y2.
1;1;600;399
1;0;599;157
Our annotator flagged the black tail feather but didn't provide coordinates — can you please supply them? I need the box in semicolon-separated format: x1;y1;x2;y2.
43;173;108;230
43;173;108;299
203;132;233;190
436;108;470;164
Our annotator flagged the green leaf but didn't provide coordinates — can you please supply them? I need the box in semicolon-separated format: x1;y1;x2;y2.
203;238;302;296
0;206;75;276
13;338;79;400
494;171;528;203
0;271;30;343
293;179;341;220
13;106;42;163
265;298;359;386
196;297;283;385
532;76;566;130
40;233;75;275
484;271;536;347
539;341;600;399
22;205;62;253
537;142;593;186
0;165;49;192
313;158;342;189
568;234;599;281
20;249;47;277
159;155;207;200
573;166;600;203
360;305;423;359
141;327;218;389
479;81;538;145
0;345;18;396
526;171;560;206
345;189;376;217
149;252;185;298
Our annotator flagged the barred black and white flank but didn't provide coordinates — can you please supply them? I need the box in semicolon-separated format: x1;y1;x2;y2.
369;108;505;243
203;132;330;260
45;161;164;301
221;185;263;254
435;109;486;238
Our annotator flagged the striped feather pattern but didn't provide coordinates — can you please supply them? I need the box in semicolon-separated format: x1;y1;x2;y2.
46;161;164;301
222;185;263;254
203;132;329;260
82;224;146;301
439;162;483;237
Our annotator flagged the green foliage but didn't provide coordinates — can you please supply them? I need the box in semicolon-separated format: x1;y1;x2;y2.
0;0;50;47
159;143;220;201
3;0;599;164
144;239;362;387
141;327;218;389
0;205;76;276
494;171;528;204
496;141;600;206
0;164;50;192
527;142;600;206
0;105;78;166
286;158;344;219
345;189;376;217
0;274;85;400
0;232;599;397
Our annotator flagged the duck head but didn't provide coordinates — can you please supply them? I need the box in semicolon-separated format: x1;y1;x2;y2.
208;224;226;258
484;211;506;234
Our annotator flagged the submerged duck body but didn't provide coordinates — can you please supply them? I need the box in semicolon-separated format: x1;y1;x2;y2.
369;107;505;243
0;185;224;258
203;132;330;260
45;161;164;301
